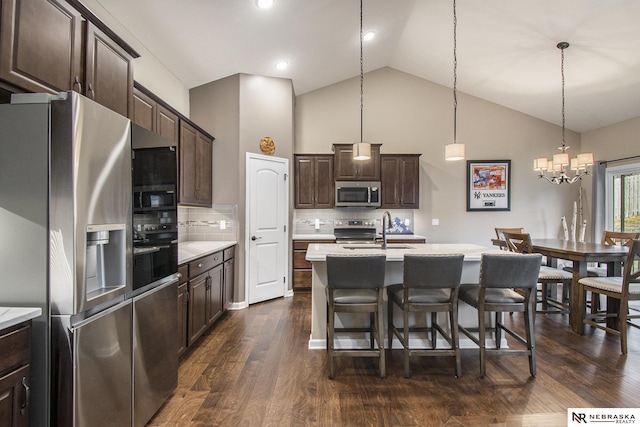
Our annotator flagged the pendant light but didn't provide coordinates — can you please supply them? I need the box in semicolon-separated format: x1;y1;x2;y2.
445;0;465;161
533;42;594;184
353;0;371;161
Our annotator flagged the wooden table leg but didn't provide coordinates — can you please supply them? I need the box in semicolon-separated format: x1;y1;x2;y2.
570;260;587;335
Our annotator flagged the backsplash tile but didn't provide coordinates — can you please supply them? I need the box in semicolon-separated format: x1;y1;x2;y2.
293;208;415;234
178;205;238;242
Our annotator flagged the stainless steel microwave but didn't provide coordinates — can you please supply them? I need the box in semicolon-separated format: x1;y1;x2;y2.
335;181;381;207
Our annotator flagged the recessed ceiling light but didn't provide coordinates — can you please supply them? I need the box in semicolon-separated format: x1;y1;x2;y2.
363;31;376;41
256;0;274;9
275;61;288;70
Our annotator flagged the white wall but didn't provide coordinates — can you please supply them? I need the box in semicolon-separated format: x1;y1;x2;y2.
190;75;241;205
190;74;295;301
295;67;582;245
582;116;640;164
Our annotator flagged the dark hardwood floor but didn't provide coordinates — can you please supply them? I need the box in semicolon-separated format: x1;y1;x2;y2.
148;294;640;426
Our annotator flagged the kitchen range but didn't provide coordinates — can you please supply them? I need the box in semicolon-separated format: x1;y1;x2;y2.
0;92;178;427
333;219;379;243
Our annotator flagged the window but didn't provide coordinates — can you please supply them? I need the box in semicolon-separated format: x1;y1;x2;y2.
605;163;640;233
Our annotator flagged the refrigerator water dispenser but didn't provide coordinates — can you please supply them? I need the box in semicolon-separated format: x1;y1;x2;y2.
85;224;127;299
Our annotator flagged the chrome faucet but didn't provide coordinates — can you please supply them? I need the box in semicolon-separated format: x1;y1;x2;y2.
381;211;392;249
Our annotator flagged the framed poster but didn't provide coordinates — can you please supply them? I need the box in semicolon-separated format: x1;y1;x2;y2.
466;160;511;211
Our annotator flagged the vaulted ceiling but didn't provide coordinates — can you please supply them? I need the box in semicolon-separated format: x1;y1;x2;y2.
96;0;640;133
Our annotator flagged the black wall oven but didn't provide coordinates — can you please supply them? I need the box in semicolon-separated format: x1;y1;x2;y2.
131;124;178;291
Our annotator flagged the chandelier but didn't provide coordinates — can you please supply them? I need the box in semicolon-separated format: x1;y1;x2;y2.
445;0;465;161
353;0;371;161
534;42;593;184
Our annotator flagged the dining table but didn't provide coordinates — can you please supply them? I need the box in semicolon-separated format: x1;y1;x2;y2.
529;238;629;334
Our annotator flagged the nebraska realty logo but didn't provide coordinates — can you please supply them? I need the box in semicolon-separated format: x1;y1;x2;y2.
569;408;639;424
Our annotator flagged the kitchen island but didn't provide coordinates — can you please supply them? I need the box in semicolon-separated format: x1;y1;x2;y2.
305;243;503;349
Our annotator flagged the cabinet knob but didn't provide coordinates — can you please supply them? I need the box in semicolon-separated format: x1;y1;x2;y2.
198;263;203;268
88;83;95;99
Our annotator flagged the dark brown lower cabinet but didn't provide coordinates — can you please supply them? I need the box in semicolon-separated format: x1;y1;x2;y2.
177;264;189;357
179;245;236;356
292;240;335;291
0;322;31;427
188;271;209;346
206;264;224;327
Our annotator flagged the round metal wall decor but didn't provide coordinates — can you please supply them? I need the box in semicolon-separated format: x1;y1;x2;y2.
259;137;275;155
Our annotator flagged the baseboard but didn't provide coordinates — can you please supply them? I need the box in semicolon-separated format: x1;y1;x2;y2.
228;301;248;310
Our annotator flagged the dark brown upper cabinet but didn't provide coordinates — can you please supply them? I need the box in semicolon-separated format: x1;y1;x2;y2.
84;21;134;117
380;154;421;209
294;154;334;209
0;0;83;94
133;85;179;144
0;0;138;117
133;83;213;208
333;143;381;181
179;120;213;207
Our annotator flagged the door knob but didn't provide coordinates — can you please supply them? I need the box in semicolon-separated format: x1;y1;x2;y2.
251;236;262;241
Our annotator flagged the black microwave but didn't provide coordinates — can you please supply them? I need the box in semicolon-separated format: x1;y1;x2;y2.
133;186;176;211
335;181;381;207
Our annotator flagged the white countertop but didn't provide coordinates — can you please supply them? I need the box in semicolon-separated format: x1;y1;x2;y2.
292;233;426;241
0;307;42;331
305;243;501;262
386;234;426;241
292;233;336;240
179;241;237;265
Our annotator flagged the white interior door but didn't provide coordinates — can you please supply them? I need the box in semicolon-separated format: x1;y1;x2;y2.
246;153;289;304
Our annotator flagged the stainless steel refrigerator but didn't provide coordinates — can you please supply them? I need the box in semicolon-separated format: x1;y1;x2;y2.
0;91;133;427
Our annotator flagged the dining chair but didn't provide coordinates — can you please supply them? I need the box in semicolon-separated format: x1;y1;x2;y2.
326;254;386;379
494;227;525;251
387;254;464;378
458;253;542;377
562;231;639;313
502;232;573;314
577;239;640;354
578;231;639;277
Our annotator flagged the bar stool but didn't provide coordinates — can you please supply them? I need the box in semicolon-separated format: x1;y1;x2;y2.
502;232;572;314
458;253;542;377
326;254;386;379
387;254;464;378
